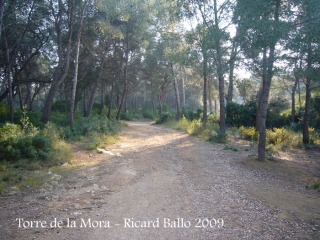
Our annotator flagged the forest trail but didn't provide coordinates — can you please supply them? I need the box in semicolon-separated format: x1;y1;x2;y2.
1;121;319;239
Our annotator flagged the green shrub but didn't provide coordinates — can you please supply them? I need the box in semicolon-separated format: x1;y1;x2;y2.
141;109;155;119
239;126;258;141
52;100;69;112
226;101;257;127
209;130;227;143
186;119;203;136
155;112;173;124
266;128;302;151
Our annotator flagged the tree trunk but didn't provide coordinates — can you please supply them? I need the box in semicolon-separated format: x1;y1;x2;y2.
116;35;129;120
302;40;312;144
202;44;208;126
100;83;105;114
4;33;14;122
208;77;213;113
0;0;5;39
257;0;280;161
42;0;73;123
291;71;299;124
107;81;114;119
70;7;85;130
171;63;181;120
227;39;237;103
86;60;105;117
180;65;186;109
303;80;311;144
213;0;226;133
25;83;32;111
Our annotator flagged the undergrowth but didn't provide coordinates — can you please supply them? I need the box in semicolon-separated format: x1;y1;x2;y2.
0;109;123;194
165;115;227;143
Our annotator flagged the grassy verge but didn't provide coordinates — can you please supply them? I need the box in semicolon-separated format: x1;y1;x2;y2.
0;111;123;195
165;116;227;143
163;116;320;153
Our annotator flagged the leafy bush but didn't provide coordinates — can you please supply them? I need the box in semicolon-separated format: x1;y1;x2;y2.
226;101;257;127
186;119;204;136
155;112;173;124
266;128;302;150
239;126;258;141
209;130;227;144
52;100;69;112
141;109;155;119
0;123;51;162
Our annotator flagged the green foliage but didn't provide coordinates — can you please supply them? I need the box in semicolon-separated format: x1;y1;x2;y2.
239;126;258;141
209;130;228;144
0;122;50;162
307;178;320;190
0;103;9;122
67;115;121;138
155;112;173;124
166;116;225;143
226;101;257;127
52;100;69;113
223;145;238;151
266;128;302;151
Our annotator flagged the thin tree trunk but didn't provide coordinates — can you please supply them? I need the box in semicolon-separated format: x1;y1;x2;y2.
108;81;114;119
17;84;24;111
4;33;14;122
180;65;186;109
202;44;208;126
42;0;73;123
0;0;5;40
116;35;129;120
171;63;181;120
291;72;298;124
303;40;312;144
70;6;85;130
213;0;226;133
227;40;237;103
25;83;32;110
208;77;213;113
100;83;105;113
86;60;105;117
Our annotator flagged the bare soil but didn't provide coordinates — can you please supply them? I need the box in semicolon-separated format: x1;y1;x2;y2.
0;121;319;239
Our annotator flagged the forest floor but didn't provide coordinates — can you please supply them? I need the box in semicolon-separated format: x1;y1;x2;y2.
0;121;319;239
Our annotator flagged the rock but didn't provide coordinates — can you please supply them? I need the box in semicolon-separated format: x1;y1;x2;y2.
74;211;83;216
61;162;69;167
51;174;62;181
97;148;115;155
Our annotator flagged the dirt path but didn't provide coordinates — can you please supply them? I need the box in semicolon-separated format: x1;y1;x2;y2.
1;121;319;239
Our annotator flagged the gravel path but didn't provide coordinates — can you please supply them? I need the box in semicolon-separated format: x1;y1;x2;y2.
1;121;319;239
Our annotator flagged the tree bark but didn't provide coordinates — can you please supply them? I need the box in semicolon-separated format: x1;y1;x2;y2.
4;33;14;122
257;0;280;161
116;36;129;120
202;43;208;126
86;59;105;117
208;77;213;113
0;0;5;38
42;0;73;123
107;81;114;119
227;36;238;103
180;65;186;109
302;40;312;144
70;5;85;130
213;0;226;133
171;63;181;120
291;71;299;124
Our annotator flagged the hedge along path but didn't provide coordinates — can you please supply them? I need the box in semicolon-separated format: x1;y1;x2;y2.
0;121;319;239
